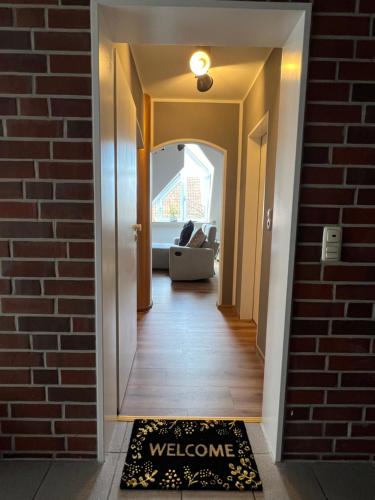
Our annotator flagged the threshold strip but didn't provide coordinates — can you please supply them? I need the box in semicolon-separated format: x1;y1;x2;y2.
115;415;261;423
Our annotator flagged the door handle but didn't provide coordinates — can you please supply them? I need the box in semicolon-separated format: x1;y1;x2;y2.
132;224;142;241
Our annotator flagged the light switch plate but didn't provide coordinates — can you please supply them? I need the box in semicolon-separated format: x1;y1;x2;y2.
321;226;342;262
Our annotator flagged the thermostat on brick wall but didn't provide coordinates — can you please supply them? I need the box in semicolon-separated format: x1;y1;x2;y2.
321;226;342;262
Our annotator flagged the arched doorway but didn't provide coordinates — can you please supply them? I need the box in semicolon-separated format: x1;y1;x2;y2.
150;139;227;305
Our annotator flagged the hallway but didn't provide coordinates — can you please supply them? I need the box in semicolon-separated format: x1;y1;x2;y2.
121;271;264;417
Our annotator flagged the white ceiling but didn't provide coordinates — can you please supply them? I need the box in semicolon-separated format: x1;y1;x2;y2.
131;45;272;101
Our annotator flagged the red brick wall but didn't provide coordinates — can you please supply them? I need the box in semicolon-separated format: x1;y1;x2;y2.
0;0;374;459
284;0;375;460
0;0;96;458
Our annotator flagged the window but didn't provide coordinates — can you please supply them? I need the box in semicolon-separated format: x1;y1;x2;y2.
152;174;182;222
152;145;213;222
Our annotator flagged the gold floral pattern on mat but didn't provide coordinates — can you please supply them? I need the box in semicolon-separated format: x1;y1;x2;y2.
160;469;182;489
124;461;158;488
228;457;262;491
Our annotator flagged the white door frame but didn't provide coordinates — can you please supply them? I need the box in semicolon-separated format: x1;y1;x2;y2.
240;113;268;321
91;0;311;462
150;138;227;306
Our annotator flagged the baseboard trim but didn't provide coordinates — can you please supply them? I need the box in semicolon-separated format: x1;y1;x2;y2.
216;303;236;313
137;301;153;313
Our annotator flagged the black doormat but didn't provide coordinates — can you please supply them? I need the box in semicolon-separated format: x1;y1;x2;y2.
120;419;262;492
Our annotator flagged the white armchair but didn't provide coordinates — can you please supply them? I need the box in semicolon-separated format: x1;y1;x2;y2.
169;245;215;281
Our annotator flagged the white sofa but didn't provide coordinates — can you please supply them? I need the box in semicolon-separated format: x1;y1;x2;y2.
152;242;171;270
169;245;214;281
152;224;218;281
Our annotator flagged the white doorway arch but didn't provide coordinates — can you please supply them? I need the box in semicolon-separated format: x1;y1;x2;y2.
151;138;227;305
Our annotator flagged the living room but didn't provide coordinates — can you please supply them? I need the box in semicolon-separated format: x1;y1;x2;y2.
151;142;223;284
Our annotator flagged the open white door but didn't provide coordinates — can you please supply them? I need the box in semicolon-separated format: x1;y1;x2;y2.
115;51;137;412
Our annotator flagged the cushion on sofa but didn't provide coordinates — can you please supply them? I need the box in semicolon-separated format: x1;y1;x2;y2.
186;227;206;248
178;220;194;246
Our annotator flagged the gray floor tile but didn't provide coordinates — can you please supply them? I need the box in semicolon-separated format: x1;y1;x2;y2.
312;462;375;500
88;453;122;500
114;492;182;499
121;422;134;453
4;453;375;500
253;454;293;500
0;461;50;500
108;422;128;453
182;491;254;499
35;461;103;500
276;463;326;500
245;424;269;455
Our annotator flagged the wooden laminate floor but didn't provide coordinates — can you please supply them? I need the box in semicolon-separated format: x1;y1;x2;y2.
121;270;264;417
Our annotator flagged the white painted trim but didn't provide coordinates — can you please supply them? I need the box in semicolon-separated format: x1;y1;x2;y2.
249;113;269;139
275;7;311;462
151;97;242;104
92;0;312;463
129;44;146;93
151;138;226;155
262;10;312;462
218;149;228;307
91;2;105;463
239;112;269;321
151;137;227;306
97;0;309;12
232;99;243;306
150;98;154;152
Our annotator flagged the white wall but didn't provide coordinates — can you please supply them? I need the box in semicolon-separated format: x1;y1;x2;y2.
200;144;224;238
151;143;224;243
152;145;184;199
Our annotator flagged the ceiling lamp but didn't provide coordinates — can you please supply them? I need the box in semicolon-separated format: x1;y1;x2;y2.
189;49;213;93
197;73;213;92
190;50;211;76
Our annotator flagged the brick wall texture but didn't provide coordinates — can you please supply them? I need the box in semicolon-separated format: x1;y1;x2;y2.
0;0;374;459
0;0;95;458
